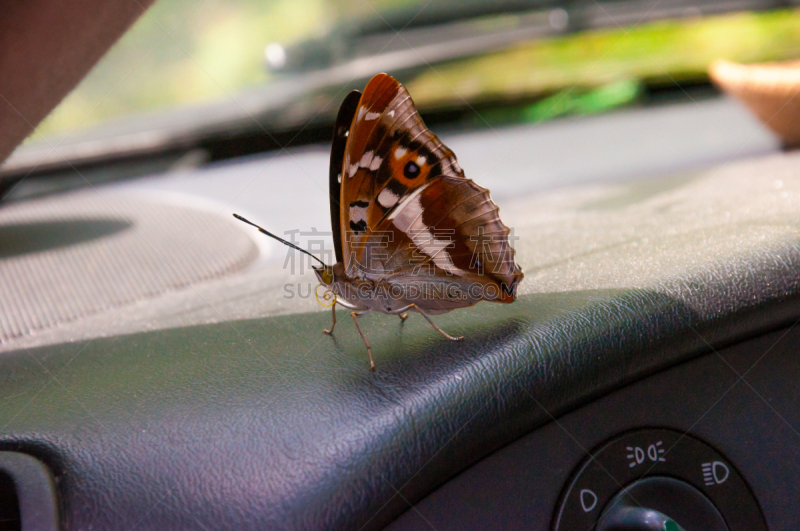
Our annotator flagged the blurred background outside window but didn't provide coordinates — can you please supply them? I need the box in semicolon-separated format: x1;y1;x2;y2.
4;0;800;199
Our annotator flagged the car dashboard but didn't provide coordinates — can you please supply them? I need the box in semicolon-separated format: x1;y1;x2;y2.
1;95;799;530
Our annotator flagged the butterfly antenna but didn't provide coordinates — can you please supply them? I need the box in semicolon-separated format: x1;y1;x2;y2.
232;213;327;268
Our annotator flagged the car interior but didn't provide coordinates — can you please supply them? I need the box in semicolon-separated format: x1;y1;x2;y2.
2;0;800;529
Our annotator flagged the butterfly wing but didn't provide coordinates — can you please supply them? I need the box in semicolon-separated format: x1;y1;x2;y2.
329;90;362;264
338;73;522;307
376;174;523;310
339;74;464;272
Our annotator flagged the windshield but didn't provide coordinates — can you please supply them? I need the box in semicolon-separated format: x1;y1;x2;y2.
3;0;800;201
33;0;800;135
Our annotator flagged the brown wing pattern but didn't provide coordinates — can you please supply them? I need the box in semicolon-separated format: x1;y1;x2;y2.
376;175;522;308
340;73;464;276
338;73;523;307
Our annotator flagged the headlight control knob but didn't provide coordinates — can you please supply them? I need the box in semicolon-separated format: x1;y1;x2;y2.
553;429;765;531
596;476;726;531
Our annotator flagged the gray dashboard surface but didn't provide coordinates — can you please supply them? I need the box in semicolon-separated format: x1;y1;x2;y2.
1;97;799;530
387;325;800;530
115;95;778;231
0;96;779;353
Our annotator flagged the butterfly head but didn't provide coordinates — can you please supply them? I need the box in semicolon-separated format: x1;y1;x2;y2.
313;265;335;286
315;262;347;287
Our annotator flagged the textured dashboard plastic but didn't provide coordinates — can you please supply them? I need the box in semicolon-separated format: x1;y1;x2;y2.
388;326;800;530
2;151;800;530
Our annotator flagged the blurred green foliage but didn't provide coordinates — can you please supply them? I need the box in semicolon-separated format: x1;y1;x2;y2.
34;4;800;139
36;0;421;138
471;79;643;127
524;79;643;122
37;0;323;136
407;9;800;107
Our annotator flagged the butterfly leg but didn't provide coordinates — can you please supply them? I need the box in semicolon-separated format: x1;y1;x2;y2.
323;303;337;335
350;310;375;371
392;304;415;322
411;304;464;341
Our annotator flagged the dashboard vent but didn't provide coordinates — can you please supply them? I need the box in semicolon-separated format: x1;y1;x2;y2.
0;453;57;531
0;470;20;531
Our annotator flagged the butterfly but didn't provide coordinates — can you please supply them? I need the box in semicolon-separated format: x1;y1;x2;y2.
235;73;523;370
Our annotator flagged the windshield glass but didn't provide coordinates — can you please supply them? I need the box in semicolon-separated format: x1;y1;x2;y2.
16;1;800;166
35;0;340;136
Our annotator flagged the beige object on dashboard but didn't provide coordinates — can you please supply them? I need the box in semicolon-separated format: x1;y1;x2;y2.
709;59;800;147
